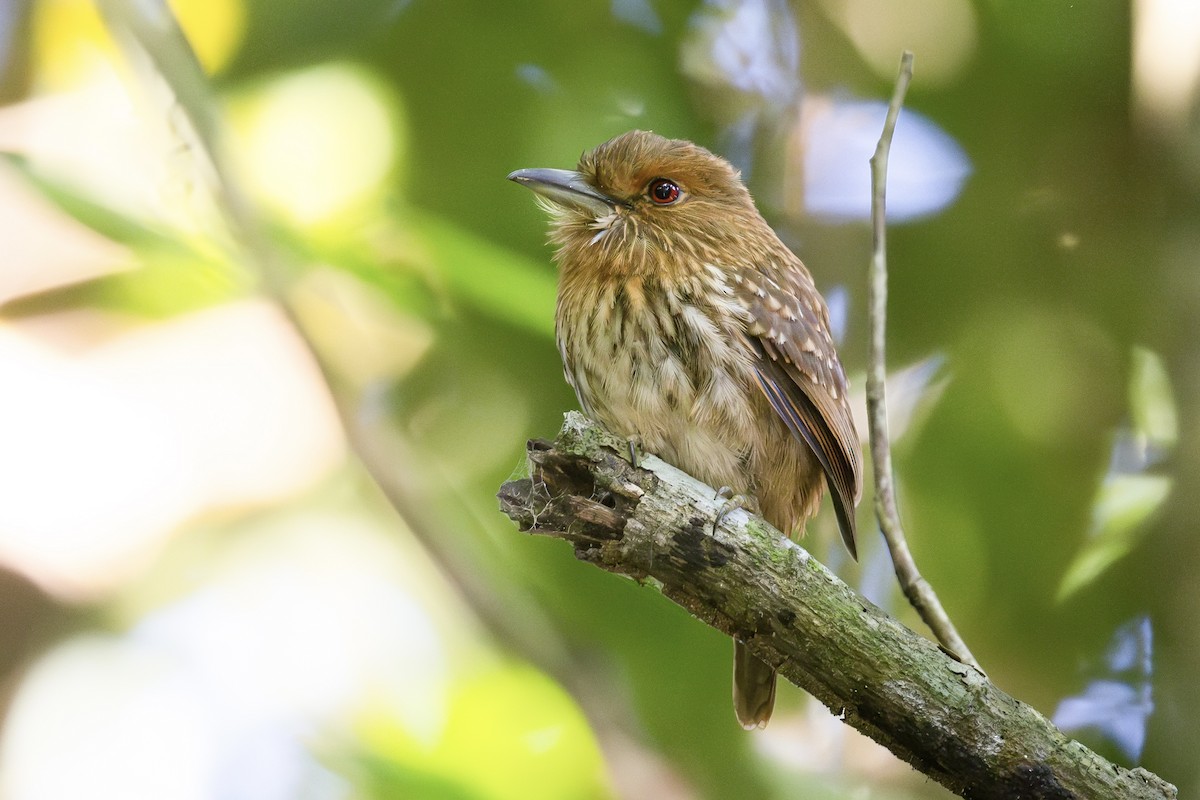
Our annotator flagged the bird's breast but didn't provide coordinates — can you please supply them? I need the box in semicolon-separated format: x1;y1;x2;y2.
555;269;764;487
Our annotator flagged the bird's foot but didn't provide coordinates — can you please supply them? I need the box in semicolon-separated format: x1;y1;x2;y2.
625;435;644;468
713;487;761;533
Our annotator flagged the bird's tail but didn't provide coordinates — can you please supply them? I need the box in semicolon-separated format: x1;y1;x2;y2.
733;640;776;730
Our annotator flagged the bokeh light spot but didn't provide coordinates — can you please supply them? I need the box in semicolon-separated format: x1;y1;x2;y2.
437;665;610;800
824;0;977;86
32;0;245;89
357;664;610;800
986;309;1116;445
228;63;401;227
795;96;971;221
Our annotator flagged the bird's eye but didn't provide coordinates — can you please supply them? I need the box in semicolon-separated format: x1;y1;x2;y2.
648;178;682;205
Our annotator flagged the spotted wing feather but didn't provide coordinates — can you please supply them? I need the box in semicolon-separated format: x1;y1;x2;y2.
736;262;863;558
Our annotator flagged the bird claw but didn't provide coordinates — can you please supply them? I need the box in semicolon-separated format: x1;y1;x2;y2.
713;487;761;533
626;435;644;468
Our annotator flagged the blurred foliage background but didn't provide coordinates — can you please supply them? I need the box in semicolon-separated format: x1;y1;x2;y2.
0;0;1197;798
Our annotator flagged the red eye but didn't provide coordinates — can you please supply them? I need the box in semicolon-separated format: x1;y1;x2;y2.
648;178;681;205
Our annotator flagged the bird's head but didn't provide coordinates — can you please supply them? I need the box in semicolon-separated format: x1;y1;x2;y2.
509;130;764;272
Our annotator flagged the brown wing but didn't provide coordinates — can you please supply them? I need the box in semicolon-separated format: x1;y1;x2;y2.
734;261;863;559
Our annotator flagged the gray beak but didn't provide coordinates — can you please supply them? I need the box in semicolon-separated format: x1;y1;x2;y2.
507;168;620;216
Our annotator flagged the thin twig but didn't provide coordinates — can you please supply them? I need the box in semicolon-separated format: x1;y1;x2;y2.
867;52;980;671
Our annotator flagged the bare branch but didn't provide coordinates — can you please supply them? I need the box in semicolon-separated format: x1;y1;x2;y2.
866;51;980;670
498;413;1177;800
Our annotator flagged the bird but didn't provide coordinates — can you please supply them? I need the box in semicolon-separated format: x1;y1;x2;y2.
508;130;862;729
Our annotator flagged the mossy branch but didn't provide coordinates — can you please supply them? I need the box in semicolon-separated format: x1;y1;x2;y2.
497;412;1176;800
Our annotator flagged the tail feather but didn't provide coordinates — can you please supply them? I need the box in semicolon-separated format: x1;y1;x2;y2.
733;640;777;729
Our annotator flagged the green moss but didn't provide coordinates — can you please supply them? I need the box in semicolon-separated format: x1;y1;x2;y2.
557;412;623;458
741;518;774;543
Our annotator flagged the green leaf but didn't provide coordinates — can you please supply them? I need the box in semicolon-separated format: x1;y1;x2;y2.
2;254;243;319
268;221;443;324
351;663;610;800
1;153;245;317
1057;473;1171;602
1129;346;1177;448
2;153;196;256
1057;346;1177;602
413;211;556;338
